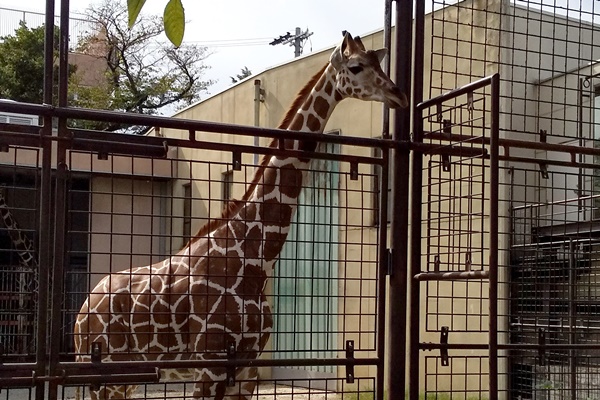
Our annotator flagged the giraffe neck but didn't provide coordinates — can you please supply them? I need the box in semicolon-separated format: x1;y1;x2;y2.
184;64;343;279
226;63;343;271
286;63;343;134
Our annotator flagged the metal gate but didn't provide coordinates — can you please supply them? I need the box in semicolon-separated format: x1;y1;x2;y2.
409;74;500;399
405;0;600;399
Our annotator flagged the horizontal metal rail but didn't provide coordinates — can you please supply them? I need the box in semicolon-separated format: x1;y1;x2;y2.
425;131;600;169
420;343;600;350
59;356;378;373
414;270;489;281
417;75;497;111
70;128;388;166
1;357;380;386
0;101;398;149
0;357;384;387
0;127;389;168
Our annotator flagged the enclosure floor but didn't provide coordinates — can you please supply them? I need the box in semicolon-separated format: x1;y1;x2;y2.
34;383;338;400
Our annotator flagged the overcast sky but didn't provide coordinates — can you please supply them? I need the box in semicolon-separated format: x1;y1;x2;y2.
0;0;399;97
0;0;594;103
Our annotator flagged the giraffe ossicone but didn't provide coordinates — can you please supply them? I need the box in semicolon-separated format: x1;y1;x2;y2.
74;31;407;400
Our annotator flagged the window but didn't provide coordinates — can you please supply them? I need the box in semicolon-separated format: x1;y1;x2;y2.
182;183;192;243
222;170;234;205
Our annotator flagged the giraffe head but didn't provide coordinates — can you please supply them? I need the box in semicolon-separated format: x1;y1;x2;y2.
329;31;408;108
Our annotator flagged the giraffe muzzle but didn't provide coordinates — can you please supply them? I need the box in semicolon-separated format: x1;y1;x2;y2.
387;86;409;108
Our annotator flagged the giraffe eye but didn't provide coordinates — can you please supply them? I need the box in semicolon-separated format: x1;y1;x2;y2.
348;65;363;74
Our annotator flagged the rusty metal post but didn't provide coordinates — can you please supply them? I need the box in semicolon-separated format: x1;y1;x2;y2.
388;1;414;400
488;73;500;400
407;1;426;400
35;0;57;399
47;0;71;399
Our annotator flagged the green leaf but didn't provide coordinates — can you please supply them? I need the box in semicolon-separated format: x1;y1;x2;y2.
164;0;185;47
127;0;146;28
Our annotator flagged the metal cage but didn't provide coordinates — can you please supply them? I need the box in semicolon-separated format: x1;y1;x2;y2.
2;0;600;399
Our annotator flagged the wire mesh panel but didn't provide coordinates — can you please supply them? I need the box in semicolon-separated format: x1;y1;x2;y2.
0;126;44;399
50;130;388;400
418;0;600;399
0;122;388;399
0;6;397;395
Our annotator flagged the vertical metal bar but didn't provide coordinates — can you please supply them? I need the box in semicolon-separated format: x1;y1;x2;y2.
376;148;390;400
43;0;55;106
488;73;500;400
48;1;71;399
382;0;393;139
389;1;413;400
577;78;584;213
408;1;425;400
35;1;57;399
57;0;70;108
254;79;261;166
568;239;577;400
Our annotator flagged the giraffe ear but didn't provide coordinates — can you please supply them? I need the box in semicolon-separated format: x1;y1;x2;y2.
373;48;388;64
330;32;352;69
353;36;366;51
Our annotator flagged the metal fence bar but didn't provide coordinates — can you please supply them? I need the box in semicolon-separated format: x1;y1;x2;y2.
388;1;414;400
0;102;400;149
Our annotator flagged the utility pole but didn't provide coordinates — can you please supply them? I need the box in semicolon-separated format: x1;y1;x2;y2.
270;27;313;57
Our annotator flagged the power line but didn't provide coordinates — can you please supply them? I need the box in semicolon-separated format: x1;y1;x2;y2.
185;37;273;48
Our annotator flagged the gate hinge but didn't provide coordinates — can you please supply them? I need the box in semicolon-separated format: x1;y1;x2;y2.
386;248;393;276
441;119;452;172
226;341;236;386
90;341;103;392
345;340;355;383
538;328;546;366
232;151;242;171
440;326;449;367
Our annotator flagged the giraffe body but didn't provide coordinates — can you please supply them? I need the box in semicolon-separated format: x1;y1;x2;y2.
74;32;407;399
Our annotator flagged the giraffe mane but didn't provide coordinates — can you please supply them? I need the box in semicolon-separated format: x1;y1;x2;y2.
187;63;330;245
277;63;329;130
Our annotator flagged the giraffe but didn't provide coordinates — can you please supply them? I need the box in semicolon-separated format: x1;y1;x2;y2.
0;190;38;269
74;31;407;400
0;189;38;354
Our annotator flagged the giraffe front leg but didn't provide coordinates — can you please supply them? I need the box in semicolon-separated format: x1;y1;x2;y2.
225;366;259;400
193;366;227;399
88;385;130;400
193;366;259;400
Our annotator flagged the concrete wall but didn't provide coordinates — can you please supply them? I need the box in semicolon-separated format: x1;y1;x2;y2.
88;176;168;288
501;5;600;226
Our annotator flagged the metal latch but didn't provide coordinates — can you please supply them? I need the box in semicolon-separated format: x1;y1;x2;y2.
440;326;449;366
538;328;546;366
442;119;452;172
346;340;355;383
227;341;236;386
232;151;242;171
91;341;102;363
